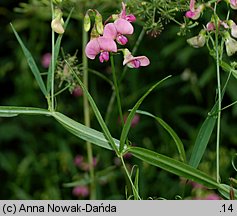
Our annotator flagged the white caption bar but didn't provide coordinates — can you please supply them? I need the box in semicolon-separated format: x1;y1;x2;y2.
0;201;236;216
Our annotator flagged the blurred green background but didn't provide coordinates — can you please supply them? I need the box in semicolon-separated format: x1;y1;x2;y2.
0;0;237;199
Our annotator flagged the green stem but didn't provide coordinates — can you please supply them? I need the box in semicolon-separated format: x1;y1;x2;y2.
214;5;221;183
51;1;55;111
106;29;145;124
82;25;96;199
110;55;124;126
120;156;141;200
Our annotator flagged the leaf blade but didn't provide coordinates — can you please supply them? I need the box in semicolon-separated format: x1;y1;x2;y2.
0;106;50;117
10;24;47;96
189;102;218;168
52;112;120;151
128;146;219;189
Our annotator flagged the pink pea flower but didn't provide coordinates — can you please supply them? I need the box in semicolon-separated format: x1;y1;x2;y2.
41;53;51;68
72;186;89;198
85;36;117;62
230;0;237;9
103;19;134;45
119;2;136;22
185;0;204;20
122;49;150;68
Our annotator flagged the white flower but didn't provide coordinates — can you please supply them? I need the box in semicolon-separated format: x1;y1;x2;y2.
225;33;237;56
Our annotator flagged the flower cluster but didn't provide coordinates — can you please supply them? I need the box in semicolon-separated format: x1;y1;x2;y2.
85;2;150;68
185;0;237;56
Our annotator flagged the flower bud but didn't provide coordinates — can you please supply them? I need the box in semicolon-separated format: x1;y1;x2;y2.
224;32;237;56
228;20;237;38
187;30;206;48
95;11;104;35
206;22;215;31
84;12;91;32
51;8;64;34
51;18;64;34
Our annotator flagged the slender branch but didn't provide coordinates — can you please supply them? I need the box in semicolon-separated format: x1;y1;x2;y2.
111;55;124;126
120;156;141;200
214;4;221;183
51;1;55;111
82;25;96;199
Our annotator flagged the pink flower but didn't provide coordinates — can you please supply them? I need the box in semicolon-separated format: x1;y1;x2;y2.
72;86;83;97
185;0;204;20
122;49;150;68
72;186;89;198
206;22;215;31
205;194;222;200
85;36;117;62
230;0;237;9
74;155;84;167
41;53;51;68
120;2;136;22
103;19;134;45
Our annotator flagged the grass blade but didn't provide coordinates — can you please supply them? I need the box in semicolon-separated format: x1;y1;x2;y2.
135;110;186;163
10;24;47;96
47;8;74;93
189;102;218;168
119;75;171;152
128;146;219;189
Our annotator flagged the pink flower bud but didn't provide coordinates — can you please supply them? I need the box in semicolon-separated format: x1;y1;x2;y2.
206;22;215;31
72;86;83;97
41;53;51;68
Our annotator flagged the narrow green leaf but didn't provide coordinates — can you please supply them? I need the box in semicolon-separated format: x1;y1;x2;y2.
134;166;139;200
47;8;74;93
189;102;218;168
0;106;50;117
135;110;186;163
120;75;171;152
128;147;219;189
65;60;120;155
52;112;120;151
10;24;47;96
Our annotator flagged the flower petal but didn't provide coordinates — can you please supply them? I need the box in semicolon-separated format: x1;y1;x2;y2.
97;37;117;53
103;23;117;39
135;56;150;66
114;18;134;35
85;38;101;59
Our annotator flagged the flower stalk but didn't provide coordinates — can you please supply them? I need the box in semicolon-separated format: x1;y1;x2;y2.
214;5;221;184
82;21;96;199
